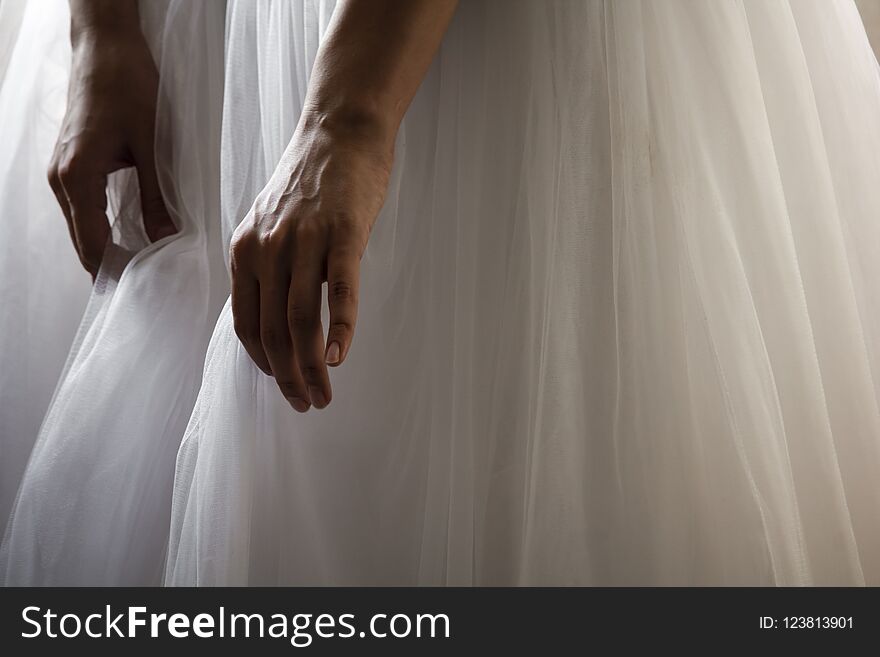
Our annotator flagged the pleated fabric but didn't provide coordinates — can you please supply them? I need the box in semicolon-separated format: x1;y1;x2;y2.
165;0;880;585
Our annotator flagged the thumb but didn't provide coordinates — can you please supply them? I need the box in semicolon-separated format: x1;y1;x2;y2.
134;146;177;242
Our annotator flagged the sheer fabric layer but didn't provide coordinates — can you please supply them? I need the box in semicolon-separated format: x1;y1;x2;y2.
0;0;90;530
166;0;880;585
0;0;228;585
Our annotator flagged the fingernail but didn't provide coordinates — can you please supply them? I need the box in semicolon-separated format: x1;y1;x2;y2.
325;341;341;365
308;386;327;408
289;397;310;413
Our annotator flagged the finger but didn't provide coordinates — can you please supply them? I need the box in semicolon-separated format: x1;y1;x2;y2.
230;260;273;377
289;226;331;409
324;240;361;367
48;166;84;272
132;138;177;241
58;159;111;278
261;266;311;412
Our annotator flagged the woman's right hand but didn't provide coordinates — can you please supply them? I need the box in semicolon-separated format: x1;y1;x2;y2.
47;20;175;279
229;111;394;413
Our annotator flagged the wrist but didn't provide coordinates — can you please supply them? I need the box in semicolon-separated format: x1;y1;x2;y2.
71;24;142;52
299;99;398;158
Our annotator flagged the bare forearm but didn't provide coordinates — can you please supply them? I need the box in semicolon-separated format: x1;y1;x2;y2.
69;0;140;45
302;0;458;153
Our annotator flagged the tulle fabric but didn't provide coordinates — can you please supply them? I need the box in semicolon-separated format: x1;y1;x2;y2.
0;0;90;529
4;0;880;587
165;0;880;585
0;0;27;88
1;0;228;585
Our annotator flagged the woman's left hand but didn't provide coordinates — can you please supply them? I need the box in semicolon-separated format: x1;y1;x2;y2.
229;112;393;412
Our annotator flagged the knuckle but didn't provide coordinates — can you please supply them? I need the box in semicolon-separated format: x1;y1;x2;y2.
328;280;355;303
229;228;251;256
229;236;256;273
287;304;314;330
330;213;369;252
57;154;85;184
256;226;290;256
330;211;358;231
294;219;321;243
255;224;277;248
57;165;75;185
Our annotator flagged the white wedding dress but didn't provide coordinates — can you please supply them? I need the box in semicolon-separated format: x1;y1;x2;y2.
6;0;880;586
